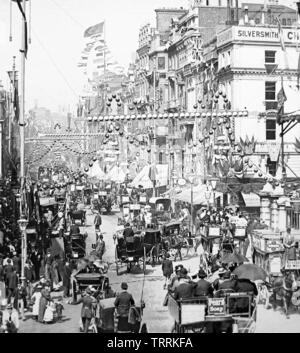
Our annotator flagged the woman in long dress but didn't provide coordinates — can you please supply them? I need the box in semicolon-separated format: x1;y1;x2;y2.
31;285;42;320
38;283;52;323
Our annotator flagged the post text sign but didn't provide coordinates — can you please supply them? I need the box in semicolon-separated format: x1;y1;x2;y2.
217;26;300;47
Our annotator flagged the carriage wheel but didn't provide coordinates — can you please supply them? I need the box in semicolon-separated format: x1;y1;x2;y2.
143;247;146;274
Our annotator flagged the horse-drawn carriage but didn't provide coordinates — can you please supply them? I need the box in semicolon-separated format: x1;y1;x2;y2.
168;292;256;333
149;197;172;225
252;230;285;277
98;190;112;214
161;220;198;260
64;231;87;262
69;209;86;226
72;272;111;303
115;232;146;274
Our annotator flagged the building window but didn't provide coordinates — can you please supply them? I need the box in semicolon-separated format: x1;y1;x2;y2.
218;0;222;6
266;119;276;140
287;18;292;26
267;158;277;176
282;18;287;26
158;57;165;70
265;81;276;100
255;17;260;24
206;0;209;5
159;152;163;164
265;50;276;64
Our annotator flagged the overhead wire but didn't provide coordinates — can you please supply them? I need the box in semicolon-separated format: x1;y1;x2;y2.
30;27;79;99
47;0;85;30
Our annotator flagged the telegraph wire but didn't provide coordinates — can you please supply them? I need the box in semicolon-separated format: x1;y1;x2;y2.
31;27;79;99
47;0;85;30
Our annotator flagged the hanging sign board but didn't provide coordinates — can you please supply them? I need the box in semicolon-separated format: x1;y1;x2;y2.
94;193;99;199
70;184;76;192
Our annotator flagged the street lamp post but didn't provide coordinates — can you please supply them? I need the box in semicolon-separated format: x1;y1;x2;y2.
18;216;28;288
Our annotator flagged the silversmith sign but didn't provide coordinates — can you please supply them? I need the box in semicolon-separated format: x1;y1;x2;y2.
217;26;300;47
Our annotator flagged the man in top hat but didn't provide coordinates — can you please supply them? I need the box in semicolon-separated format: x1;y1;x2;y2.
168;265;184;293
194;268;213;297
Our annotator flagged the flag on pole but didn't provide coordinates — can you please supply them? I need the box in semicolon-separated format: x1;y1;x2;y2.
276;17;286;52
15;0;28;58
277;78;287;124
84;21;105;38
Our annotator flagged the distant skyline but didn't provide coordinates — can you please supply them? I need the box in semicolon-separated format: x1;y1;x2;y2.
0;0;297;113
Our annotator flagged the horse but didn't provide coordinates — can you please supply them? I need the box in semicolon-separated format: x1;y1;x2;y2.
272;271;298;318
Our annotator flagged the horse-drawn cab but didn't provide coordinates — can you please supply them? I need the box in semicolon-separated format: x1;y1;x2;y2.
149;197;172;225
98;190;112;214
115;231;146;274
69;208;86;226
64;231;87;262
72;272;110;302
168;291;256;333
201;225;223;255
143;228;163;263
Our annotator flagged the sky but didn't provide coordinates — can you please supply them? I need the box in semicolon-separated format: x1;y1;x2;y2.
0;0;296;113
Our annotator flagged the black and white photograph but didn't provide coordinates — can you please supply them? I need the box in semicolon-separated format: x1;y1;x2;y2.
1;0;300;336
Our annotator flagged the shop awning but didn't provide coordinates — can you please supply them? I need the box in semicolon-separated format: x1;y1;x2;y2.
174;184;222;205
130;164;168;189
241;192;260;208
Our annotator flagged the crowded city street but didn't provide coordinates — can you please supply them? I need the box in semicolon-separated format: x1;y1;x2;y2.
1;0;300;335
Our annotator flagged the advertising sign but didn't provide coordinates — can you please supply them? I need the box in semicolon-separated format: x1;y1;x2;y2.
285;260;300;270
217;26;300;47
208;298;226;315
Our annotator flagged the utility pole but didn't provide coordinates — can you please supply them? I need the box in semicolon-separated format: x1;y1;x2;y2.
19;0;28;290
